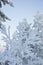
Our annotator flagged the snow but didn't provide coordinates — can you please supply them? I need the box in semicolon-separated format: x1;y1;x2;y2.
0;12;43;65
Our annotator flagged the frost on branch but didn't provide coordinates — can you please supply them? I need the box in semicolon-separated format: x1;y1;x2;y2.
0;14;43;65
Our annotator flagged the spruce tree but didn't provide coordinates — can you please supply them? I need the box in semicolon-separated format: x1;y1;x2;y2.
0;0;14;29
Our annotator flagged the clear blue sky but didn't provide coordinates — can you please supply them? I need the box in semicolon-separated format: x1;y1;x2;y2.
1;0;43;35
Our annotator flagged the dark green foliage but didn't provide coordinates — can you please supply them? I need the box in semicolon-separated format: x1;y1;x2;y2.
0;62;1;65
5;60;10;65
0;0;14;8
0;11;11;22
0;0;14;29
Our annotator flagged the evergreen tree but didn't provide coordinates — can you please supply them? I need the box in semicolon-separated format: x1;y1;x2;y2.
12;19;32;65
29;12;43;65
1;12;43;65
0;0;14;7
0;0;14;29
0;19;31;65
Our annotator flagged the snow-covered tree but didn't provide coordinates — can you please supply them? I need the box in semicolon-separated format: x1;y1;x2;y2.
12;19;33;65
0;0;14;29
0;0;14;8
0;19;32;65
1;12;43;65
29;12;43;65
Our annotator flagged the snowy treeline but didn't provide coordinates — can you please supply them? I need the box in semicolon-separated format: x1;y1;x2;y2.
0;12;43;65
